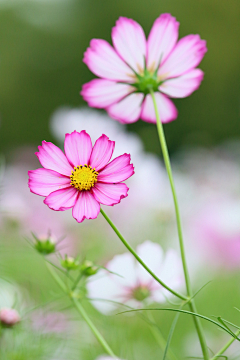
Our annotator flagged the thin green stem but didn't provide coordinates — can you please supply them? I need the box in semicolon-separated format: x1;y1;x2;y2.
46;263;117;358
211;329;240;360
100;208;187;301
150;89;209;360
72;297;117;358
71;272;83;291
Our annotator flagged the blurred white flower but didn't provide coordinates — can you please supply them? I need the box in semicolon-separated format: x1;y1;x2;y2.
87;240;184;314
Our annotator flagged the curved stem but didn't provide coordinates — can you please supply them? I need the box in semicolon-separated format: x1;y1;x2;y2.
100;208;187;301
211;329;240;360
46;263;117;358
150;89;209;360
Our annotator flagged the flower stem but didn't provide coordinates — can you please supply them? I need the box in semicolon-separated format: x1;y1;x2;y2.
71;297;117;358
100;208;187;301
150;89;209;360
46;262;117;358
210;329;240;360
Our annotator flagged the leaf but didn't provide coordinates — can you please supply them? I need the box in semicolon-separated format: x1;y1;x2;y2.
117;307;240;339
162;309;180;360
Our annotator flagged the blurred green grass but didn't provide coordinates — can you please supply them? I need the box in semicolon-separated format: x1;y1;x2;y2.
1;226;240;359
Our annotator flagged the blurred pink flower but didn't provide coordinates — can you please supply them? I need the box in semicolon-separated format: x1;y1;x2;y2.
189;198;240;269
82;14;207;124
87;241;183;314
31;310;69;334
28;130;134;223
0;308;20;326
175;145;240;271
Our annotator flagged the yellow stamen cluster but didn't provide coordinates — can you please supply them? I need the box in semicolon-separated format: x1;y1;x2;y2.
70;164;98;191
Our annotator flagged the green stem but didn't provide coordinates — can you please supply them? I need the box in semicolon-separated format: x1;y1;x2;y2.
211;329;240;360
72;297;117;358
150;89;209;360
46;263;117;358
100;208;187;301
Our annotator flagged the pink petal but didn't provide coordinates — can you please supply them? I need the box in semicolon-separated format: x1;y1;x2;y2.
92;182;129;206
146;13;179;72
97;153;134;183
112;17;146;74
36;141;73;177
44;187;78;211
81;79;134;108
28;168;70;197
64;130;92;167
83;39;135;82
159;69;204;98
72;191;100;223
90;134;115;171
158;34;207;79
107;93;144;124
141;92;178;123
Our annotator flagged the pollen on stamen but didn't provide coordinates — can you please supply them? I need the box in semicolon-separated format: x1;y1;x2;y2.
70;164;98;191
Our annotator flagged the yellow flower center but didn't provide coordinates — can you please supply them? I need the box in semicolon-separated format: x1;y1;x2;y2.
70;165;98;191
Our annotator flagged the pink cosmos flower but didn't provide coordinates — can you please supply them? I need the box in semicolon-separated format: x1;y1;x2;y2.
28;130;134;223
81;14;207;124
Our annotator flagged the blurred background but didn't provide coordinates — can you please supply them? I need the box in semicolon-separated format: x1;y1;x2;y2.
0;0;240;359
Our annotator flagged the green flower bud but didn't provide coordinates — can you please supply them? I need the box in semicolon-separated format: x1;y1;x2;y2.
80;260;98;277
34;235;56;255
60;256;80;271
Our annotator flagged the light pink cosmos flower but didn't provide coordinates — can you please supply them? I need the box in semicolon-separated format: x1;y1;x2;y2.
28;130;134;223
81;14;207;124
87;241;183;314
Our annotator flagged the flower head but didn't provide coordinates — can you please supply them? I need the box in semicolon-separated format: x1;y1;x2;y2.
87;241;183;314
28;130;134;223
0;308;20;326
82;14;207;124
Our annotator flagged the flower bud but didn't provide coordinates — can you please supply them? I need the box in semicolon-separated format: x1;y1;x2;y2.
0;308;20;327
80;260;98;276
34;235;56;255
60;256;80;271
